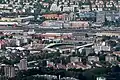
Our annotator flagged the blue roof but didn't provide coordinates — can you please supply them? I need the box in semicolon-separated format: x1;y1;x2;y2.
79;12;96;18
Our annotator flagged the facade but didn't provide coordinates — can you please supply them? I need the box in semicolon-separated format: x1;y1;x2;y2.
62;12;76;21
105;55;117;62
70;57;81;62
46;61;54;67
79;11;96;21
96;11;105;23
41;33;72;39
96;31;120;37
93;45;111;54
84;48;95;56
50;3;60;11
18;59;27;70
88;56;99;62
0;40;8;49
97;77;106;80
1;65;15;78
69;21;89;28
42;20;64;28
42;14;63;20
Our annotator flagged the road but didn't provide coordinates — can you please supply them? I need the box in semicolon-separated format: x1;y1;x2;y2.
1;27;120;34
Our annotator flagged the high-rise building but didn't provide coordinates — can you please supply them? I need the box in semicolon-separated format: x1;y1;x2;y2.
1;65;15;78
96;11;105;23
16;39;20;46
18;59;27;70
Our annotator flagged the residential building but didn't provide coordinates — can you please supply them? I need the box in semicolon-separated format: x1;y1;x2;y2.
113;51;120;57
79;11;96;21
97;77;106;80
84;48;95;56
88;56;99;62
50;3;60;11
93;45;111;54
42;14;63;20
1;65;15;78
42;20;64;28
96;11;105;23
70;57;81;62
62;12;76;21
60;77;79;80
46;61;54;67
18;59;27;70
96;31;120;37
66;62;91;70
69;21;89;28
105;55;117;62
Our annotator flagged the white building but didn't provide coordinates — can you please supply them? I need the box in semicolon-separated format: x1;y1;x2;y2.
84;48;95;56
96;11;105;23
97;77;106;80
105;55;117;62
50;3;60;11
18;59;27;70
16;39;20;46
70;57;81;62
28;29;36;34
2;65;15;78
88;56;99;62
63;6;74;12
93;42;111;54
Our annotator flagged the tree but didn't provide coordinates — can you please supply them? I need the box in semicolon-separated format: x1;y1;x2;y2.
78;73;86;80
102;0;107;10
0;36;5;39
34;2;42;14
81;49;86;56
99;54;105;61
81;57;87;65
0;0;2;3
104;17;109;26
111;2;117;10
43;0;53;4
107;40;117;47
85;33;89;37
0;0;5;3
78;1;83;9
9;35;13;39
112;65;120;73
88;0;92;11
101;36;110;41
115;0;119;5
83;67;108;80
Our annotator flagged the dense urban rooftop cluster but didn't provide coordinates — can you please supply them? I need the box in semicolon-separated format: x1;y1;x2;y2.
0;0;120;80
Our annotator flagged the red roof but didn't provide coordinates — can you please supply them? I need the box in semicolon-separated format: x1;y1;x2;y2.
56;63;66;69
0;40;8;45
